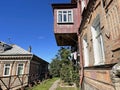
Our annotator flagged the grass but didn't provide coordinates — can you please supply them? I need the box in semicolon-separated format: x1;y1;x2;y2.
26;78;59;90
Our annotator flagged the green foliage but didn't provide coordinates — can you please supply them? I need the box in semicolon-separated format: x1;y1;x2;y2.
49;59;61;77
60;64;73;84
50;47;80;87
72;67;80;87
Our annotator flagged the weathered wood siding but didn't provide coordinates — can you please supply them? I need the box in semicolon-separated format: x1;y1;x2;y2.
80;0;120;90
0;60;30;90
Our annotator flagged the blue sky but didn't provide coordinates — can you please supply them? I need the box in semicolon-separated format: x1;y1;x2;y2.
0;0;70;63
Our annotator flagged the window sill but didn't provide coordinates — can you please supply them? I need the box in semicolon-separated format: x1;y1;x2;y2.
57;22;74;24
3;75;10;77
84;63;115;69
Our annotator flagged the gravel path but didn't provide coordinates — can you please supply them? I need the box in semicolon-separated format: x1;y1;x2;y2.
49;79;60;90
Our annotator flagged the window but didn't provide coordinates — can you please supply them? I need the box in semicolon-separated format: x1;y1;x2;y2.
17;63;24;75
83;35;89;67
91;15;105;65
3;64;11;76
57;10;73;23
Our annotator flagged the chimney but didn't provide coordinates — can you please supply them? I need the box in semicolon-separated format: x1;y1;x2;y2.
28;46;32;52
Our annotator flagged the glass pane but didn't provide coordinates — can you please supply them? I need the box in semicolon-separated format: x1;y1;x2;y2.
18;67;23;75
5;64;10;67
58;11;62;14
68;14;72;22
19;64;23;66
4;68;10;75
95;22;100;37
68;11;71;14
58;11;62;23
63;14;67;22
63;11;67;13
97;35;103;60
17;64;23;75
58;14;62;22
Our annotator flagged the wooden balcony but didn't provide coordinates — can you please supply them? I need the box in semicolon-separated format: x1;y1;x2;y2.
54;24;78;46
52;3;80;46
55;33;77;46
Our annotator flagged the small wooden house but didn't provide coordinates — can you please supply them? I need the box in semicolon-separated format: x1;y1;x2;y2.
0;41;49;90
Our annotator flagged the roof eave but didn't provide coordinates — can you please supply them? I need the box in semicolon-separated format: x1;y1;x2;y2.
52;3;77;9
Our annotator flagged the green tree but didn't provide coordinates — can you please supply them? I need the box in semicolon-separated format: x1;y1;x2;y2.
50;47;79;87
49;58;61;77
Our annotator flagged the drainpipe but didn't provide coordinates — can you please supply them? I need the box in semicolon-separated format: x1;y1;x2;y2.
75;0;84;88
111;62;120;90
78;34;84;89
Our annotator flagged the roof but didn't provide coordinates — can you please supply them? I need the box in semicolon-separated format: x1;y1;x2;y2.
0;42;31;55
0;42;49;64
33;54;49;64
71;0;77;4
52;3;77;9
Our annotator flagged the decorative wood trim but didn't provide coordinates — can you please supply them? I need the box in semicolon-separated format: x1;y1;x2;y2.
94;1;101;10
105;0;113;10
0;56;32;60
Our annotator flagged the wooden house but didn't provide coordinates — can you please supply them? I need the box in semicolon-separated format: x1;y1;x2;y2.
0;41;49;90
79;0;120;90
52;0;120;90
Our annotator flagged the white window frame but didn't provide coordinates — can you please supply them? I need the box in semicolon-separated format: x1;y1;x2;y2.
3;64;11;76
91;15;105;65
16;63;24;75
83;35;89;67
57;9;73;23
81;0;86;12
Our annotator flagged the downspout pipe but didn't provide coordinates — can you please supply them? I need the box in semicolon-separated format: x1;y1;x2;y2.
76;0;84;88
73;0;84;88
78;34;84;89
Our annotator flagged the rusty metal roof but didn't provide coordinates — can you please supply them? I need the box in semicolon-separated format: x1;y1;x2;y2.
0;42;31;55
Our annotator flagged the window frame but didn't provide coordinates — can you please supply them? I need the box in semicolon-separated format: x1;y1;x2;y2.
83;35;89;67
16;63;24;76
81;0;86;12
57;9;73;23
3;64;11;76
91;15;105;65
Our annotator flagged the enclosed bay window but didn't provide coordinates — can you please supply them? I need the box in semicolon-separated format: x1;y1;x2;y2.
17;63;24;75
3;64;11;76
57;9;73;23
91;15;105;65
